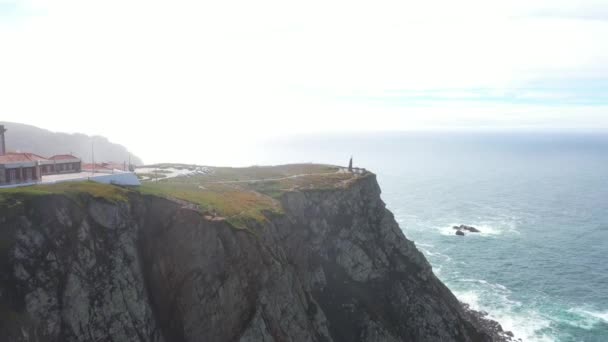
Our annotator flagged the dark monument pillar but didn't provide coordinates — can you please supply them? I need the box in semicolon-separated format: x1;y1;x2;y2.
0;125;6;156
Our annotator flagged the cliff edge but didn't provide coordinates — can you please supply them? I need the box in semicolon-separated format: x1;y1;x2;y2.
0;165;514;341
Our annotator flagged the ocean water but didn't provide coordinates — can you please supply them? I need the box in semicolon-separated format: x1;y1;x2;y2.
251;132;608;342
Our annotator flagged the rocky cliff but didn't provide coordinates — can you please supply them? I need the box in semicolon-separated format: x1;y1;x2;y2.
0;174;512;341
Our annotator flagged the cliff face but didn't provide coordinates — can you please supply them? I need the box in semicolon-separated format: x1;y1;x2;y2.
0;175;510;342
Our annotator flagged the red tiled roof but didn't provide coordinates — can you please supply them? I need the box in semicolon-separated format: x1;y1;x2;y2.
0;152;49;164
50;154;80;161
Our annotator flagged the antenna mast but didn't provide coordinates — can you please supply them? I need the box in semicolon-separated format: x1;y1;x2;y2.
91;140;95;174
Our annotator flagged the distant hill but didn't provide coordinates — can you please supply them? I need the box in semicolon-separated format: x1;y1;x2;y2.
0;122;142;165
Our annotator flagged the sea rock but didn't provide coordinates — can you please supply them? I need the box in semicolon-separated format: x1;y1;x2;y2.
453;225;481;233
456;230;465;236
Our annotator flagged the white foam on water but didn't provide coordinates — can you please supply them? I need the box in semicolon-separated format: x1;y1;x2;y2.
432;265;443;277
567;308;608;329
475;224;507;236
491;310;554;342
438;221;519;237
456;281;607;338
585;310;608;323
419;248;453;262
455;290;482;309
454;284;555;342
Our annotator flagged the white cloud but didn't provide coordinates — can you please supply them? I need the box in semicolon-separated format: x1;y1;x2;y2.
0;0;607;164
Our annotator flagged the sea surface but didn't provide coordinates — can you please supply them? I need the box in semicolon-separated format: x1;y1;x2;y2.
249;131;608;342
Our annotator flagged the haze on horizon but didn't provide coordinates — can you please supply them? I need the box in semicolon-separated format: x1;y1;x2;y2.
1;0;607;165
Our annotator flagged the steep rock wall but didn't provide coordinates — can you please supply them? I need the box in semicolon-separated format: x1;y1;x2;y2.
0;175;511;341
0;195;161;342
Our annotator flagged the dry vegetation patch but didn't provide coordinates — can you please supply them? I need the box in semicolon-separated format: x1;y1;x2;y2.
138;164;356;227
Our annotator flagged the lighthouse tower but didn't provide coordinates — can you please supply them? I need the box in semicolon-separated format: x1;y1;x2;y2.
0;125;6;156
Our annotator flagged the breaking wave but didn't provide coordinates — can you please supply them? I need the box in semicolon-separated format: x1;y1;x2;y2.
453;284;554;342
565;308;608;329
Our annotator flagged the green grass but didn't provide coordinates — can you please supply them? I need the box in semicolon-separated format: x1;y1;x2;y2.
155;164;340;185
202;164;339;183
139;182;282;228
0;181;129;207
0;164;366;232
137;164;363;228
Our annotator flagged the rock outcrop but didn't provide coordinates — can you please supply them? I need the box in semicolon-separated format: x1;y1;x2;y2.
453;225;481;235
0;174;513;341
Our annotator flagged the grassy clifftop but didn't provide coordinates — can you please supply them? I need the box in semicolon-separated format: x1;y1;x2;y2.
0;181;129;207
139;163;367;227
0;164;368;228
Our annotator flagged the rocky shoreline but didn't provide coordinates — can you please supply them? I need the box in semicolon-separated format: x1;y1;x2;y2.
462;303;519;341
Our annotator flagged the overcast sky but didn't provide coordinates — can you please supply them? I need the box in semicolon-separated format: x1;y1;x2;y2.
1;0;607;163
